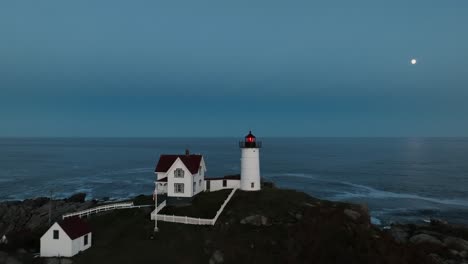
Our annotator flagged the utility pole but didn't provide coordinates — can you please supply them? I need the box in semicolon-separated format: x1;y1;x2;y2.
48;189;53;226
154;182;158;232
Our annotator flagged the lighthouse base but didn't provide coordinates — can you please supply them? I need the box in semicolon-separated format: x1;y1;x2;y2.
240;148;261;191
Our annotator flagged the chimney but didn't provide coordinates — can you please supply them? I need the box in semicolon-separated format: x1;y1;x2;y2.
185;149;190;156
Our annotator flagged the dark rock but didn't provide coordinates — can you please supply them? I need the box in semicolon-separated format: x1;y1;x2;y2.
16;248;27;254
65;193;86;203
5;256;21;264
1;235;8;244
417;230;443;239
390;226;409;244
428;253;445;264
444;236;468;252
0;251;8;263
359;204;369;215
430;218;449;226
61;259;74;264
409;234;443;246
44;258;60;264
343;209;361;221
295;213;303;220
209;250;223;264
240;215;270;226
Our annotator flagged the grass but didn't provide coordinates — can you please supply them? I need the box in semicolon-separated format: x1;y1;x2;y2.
72;186;315;264
159;189;232;218
71;186;434;264
73;208;211;264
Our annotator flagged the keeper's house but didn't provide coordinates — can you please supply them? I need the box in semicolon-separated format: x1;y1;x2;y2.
154;150;206;201
40;217;92;257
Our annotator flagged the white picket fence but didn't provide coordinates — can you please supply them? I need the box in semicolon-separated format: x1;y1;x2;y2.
62;202;152;219
150;200;167;220
212;187;237;224
151;188;238;226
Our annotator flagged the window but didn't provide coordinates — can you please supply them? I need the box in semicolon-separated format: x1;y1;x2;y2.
84;234;89;246
53;230;59;239
174;183;184;193
174;168;184;178
193;182;196;192
223;180;227;187
251;182;254;188
199;166;203;175
199;179;202;186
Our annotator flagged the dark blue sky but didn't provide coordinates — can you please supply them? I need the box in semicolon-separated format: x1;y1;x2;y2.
1;0;467;137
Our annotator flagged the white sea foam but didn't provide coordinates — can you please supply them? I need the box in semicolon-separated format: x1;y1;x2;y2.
271;172;468;208
370;217;382;225
331;182;468;207
90;167;154;177
265;173;318;180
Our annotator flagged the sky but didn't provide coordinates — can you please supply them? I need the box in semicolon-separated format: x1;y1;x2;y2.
1;0;467;137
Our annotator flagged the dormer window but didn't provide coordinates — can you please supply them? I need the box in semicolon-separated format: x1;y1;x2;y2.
174;168;184;178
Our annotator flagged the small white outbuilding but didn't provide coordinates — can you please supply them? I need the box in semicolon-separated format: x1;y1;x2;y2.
40;217;92;257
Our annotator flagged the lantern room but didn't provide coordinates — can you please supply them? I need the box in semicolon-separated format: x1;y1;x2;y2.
239;131;262;148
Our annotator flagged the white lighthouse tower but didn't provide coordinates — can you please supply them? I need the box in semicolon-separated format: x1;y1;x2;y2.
239;131;261;191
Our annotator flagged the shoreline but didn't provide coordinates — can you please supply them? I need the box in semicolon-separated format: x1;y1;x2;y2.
1;188;468;263
2;190;468;228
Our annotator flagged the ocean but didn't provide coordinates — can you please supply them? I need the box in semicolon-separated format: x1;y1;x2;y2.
1;137;468;226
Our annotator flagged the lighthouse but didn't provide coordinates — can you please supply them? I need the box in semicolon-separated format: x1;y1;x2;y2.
239;131;262;191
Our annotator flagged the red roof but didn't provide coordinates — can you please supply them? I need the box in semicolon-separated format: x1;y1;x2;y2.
58;217;91;240
157;177;168;182
155;154;202;174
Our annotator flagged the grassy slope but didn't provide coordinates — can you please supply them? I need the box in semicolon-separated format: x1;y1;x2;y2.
72;187;434;264
160;189;232;218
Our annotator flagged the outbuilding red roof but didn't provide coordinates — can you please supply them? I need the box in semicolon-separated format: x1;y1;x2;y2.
155;154;202;174
58;217;91;240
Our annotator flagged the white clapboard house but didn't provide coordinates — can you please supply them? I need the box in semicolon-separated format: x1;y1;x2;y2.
155;150;206;202
40;217;92;257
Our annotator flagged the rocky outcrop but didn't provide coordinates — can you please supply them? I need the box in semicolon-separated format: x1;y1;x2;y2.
389;226;410;243
409;234;443;246
240;215;270;226
209;250;224;264
0;194;96;249
386;221;468;264
343;209;361;222
444;236;468;252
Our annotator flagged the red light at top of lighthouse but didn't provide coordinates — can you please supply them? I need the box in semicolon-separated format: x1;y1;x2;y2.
240;131;261;148
246;131;256;143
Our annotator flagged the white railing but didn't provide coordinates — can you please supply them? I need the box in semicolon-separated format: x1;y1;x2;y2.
156;214;214;225
152;188;238;226
212;187;237;224
62;202;136;219
150;200;167;220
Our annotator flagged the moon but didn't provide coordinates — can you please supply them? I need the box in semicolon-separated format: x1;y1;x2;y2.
411;59;417;65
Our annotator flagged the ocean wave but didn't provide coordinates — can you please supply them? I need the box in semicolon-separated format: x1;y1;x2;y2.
90;167;154;178
269;172;468;207
264;173;318;180
331;182;468;207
